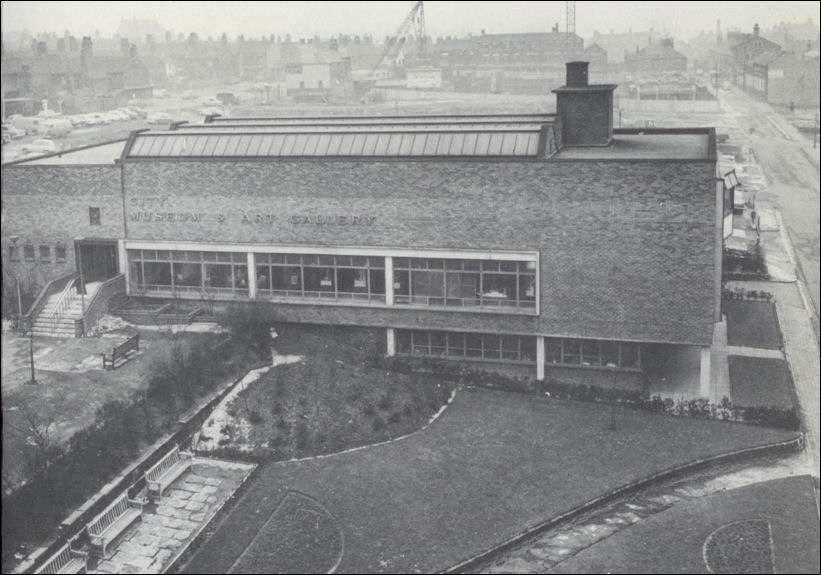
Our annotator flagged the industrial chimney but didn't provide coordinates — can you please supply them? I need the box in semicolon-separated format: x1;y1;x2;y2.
552;62;618;147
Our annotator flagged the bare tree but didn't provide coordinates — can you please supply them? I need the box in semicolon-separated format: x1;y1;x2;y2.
4;393;67;483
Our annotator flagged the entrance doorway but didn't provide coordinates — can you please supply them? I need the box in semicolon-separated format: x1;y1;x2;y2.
76;240;118;292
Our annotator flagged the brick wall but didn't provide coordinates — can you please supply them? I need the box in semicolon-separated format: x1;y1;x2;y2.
121;158;717;345
2;165;123;292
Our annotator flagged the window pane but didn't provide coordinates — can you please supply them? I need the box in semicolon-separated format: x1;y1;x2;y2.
483;334;501;359
256;266;271;291
233;265;248;290
519;274;537;302
563;339;581;364
144;261;171;286
396;330;412;354
173;262;202;287
369;269;385;296
601;342;620;367
393;269;409;297
481;273;516;302
412;270;444;304
546;339;562;364
446;332;465;356
620;343;640;368
304;267;335;292
446;271;480;306
465;333;483;357
40;245;50;261
337;267;368;293
271;266;301;291
520;337;536;361
430;332;446;355
581;340;601;366
204;263;232;288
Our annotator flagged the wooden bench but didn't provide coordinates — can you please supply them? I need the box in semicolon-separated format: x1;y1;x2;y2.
34;541;88;574
145;445;193;501
86;491;143;557
101;333;140;370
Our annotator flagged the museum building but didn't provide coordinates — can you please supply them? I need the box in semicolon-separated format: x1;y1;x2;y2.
2;63;723;393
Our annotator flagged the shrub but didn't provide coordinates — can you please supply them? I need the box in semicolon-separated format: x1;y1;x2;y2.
371;416;386;432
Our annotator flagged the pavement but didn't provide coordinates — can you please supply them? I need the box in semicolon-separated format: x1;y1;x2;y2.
90;458;254;575
719;89;820;337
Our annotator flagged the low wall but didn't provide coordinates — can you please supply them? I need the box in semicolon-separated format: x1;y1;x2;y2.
619;98;720;113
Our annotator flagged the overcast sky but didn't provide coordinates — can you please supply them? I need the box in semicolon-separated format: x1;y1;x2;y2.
1;1;818;41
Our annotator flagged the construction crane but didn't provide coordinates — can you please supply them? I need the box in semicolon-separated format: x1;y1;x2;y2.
565;0;576;57
371;1;426;77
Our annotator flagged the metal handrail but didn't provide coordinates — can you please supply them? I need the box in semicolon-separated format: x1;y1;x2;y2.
46;278;77;333
21;273;76;332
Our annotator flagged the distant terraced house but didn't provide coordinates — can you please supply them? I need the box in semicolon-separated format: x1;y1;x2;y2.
1;62;726;396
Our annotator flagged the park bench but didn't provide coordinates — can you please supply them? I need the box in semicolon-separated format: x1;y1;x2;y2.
86;491;143;557
101;333;140;370
34;540;88;574
145;445;193;501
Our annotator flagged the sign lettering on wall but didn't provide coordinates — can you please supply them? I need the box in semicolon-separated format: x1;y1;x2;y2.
126;200;376;227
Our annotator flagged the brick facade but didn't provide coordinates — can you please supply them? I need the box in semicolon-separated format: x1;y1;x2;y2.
117;156;716;345
2;165;123;291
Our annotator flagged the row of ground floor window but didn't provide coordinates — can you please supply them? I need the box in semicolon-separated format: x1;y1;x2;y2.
393;329;641;370
127;249;537;311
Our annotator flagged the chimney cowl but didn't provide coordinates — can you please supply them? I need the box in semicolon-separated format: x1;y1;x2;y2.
565;61;589;87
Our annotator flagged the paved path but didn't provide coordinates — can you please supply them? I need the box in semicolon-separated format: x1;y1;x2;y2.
476;457;815;573
726;345;783;359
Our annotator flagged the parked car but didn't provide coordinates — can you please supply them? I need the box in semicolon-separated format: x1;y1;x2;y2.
202;97;222;107
11;116;42;135
128;106;148;119
2;123;26;139
217;92;239;105
147;112;173;125
182;90;198;100
21;139;61;155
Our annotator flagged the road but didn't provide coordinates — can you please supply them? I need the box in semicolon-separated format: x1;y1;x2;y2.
719;88;820;337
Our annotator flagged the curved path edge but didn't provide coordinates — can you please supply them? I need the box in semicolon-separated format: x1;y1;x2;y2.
443;434;804;574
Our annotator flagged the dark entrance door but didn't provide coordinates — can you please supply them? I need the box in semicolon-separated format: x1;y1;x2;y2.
77;240;118;289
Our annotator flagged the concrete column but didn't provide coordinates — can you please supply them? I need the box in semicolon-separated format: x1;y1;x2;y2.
536;336;545;381
386;327;396;357
118;240;129;295
246;252;256;300
699;346;712;399
384;255;394;305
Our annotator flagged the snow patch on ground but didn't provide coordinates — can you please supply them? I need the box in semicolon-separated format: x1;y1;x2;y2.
196;353;303;452
87;314;134;336
139;322;229;334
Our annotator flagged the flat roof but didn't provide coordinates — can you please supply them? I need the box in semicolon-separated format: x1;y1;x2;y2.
206;113;556;125
556;132;711;161
8;141;127;165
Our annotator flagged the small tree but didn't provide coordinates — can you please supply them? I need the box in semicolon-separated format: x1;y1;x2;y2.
4;393;66;483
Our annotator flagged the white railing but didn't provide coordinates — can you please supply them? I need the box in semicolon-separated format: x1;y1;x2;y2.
46;278;77;334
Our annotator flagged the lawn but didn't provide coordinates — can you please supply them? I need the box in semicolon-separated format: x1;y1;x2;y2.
545;475;819;574
181;388;797;574
729;356;795;409
725;300;782;349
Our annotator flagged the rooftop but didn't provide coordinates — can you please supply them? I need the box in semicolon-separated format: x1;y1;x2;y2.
556;131;712;161
7;141;127;166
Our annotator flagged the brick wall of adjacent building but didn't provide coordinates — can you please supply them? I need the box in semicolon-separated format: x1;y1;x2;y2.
1;165;124;293
121;158;717;345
